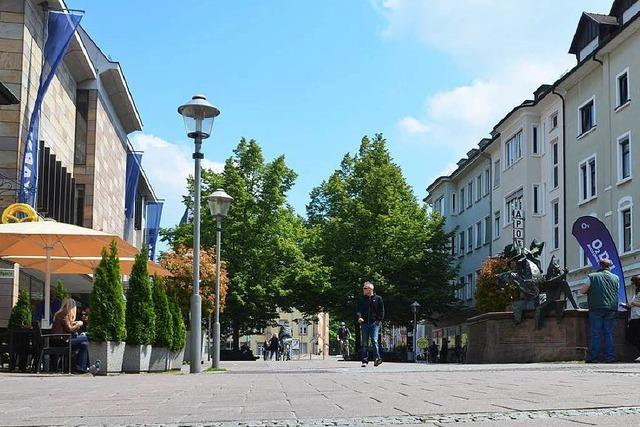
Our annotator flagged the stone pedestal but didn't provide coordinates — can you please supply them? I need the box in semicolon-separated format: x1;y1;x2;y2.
466;310;637;364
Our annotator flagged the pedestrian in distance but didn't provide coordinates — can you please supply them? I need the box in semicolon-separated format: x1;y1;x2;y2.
268;333;280;361
356;281;384;367
622;276;640;360
580;258;619;363
263;338;270;361
428;340;439;363
338;322;351;360
440;338;449;363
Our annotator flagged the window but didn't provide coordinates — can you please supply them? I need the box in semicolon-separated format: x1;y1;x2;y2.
616;69;630;108
494;211;501;239
459;231;465;256
505;191;523;225
579;98;596;136
551;140;559;189
619;198;633;254
475;221;482;249
532;184;543;215
484;216;491;244
550;112;558;130
467;182;473;208
459;188;465;213
618;132;631;182
74;90;89;165
466;273;473;300
458;277;465;299
505;130;523;167
467;226;473;253
579;155;597;203
433;196;445;215
451;193;456;214
493;160;501;187
484;168;490;195
476;175;482;202
552;200;560;250
532;125;540;154
299;320;308;336
451;236;456;256
74;184;85;226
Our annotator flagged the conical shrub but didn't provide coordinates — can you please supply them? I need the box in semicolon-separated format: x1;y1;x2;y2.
89;240;127;342
9;290;32;329
168;289;186;352
125;250;156;345
152;275;173;348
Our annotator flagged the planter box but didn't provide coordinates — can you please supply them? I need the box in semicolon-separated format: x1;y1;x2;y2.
88;341;125;375
123;344;152;373
168;348;185;370
148;346;169;372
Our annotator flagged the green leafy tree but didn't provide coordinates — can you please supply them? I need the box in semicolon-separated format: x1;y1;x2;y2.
307;134;459;332
161;138;329;349
168;290;186;352
88;240;127;342
9;290;32;328
475;257;518;312
125;250;156;345
152;275;173;348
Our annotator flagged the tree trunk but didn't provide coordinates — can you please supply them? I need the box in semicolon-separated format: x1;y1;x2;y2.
232;319;240;351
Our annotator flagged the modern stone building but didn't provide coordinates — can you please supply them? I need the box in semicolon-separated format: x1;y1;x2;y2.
0;0;159;325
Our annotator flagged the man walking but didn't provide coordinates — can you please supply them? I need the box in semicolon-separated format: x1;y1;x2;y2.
338;322;351;360
580;259;619;363
356;281;384;367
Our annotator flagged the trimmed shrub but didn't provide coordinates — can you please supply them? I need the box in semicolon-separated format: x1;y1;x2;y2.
125;250;156;345
152;275;173;348
9;290;32;329
55;281;69;300
88;240;127;342
168;290;186;352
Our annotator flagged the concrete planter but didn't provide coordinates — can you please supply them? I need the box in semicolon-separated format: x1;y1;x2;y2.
168;348;185;370
123;344;152;373
88;341;125;375
148;346;169;372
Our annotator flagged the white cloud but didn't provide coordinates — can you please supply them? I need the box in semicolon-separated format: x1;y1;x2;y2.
399;116;430;134
131;133;224;230
374;0;611;152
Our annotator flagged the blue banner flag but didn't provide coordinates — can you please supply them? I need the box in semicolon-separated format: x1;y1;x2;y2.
146;201;163;261
19;11;82;206
179;206;190;225
572;216;628;310
124;152;143;241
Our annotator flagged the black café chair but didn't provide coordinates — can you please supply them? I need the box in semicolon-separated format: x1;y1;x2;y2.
32;322;72;373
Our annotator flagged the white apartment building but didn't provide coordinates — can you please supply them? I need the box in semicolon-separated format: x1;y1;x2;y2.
426;140;493;307
560;0;640;303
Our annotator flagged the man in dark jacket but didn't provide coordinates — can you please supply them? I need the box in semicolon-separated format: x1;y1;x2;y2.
580;259;620;363
356;281;384;367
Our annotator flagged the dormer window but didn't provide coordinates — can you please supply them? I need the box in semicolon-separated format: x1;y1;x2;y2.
569;13;619;63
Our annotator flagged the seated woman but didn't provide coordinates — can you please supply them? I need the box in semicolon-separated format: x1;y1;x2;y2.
51;298;88;373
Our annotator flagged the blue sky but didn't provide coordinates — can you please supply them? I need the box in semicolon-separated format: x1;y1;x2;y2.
67;0;611;235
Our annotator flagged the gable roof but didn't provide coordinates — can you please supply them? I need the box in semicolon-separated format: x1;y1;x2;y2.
569;12;619;54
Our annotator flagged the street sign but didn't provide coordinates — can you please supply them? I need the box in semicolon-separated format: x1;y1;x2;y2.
513;218;525;229
416;337;429;349
513;228;525;239
0;269;14;279
512;208;524;247
291;339;300;350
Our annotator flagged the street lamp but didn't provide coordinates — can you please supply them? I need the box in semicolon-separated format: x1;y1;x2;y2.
178;94;220;374
207;188;233;369
411;301;420;362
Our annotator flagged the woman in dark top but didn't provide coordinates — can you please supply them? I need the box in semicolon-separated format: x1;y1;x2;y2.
52;298;88;373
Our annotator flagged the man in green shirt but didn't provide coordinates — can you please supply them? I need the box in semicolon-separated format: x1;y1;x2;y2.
580;259;619;363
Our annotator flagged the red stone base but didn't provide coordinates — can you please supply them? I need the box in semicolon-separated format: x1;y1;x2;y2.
466;310;637;363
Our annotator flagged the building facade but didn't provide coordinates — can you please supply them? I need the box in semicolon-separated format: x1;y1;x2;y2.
232;309;330;358
0;0;159;325
561;0;640;303
426;141;493;307
425;0;640;332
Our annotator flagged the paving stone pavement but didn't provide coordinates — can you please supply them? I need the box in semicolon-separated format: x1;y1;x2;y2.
1;359;640;426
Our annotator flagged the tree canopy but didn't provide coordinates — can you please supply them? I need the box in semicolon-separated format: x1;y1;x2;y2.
307;134;459;326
